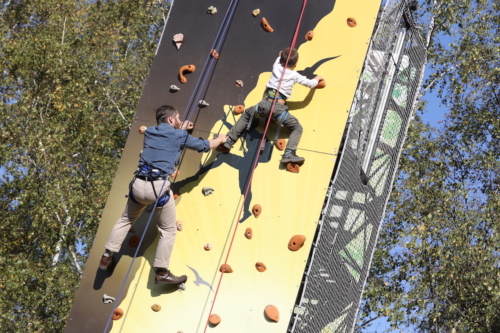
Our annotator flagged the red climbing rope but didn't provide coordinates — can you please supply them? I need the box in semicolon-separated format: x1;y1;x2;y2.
203;0;309;331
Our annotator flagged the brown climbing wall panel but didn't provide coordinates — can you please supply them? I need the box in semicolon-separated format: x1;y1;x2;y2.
65;0;382;332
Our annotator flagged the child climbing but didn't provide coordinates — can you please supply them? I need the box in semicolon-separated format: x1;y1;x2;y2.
221;47;323;163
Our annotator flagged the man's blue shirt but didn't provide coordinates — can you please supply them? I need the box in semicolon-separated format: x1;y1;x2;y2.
139;123;210;175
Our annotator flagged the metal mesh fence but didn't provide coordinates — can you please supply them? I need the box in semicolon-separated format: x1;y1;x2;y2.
288;1;427;332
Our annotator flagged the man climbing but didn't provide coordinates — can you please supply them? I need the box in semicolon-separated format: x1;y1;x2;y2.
99;105;227;285
221;47;323;164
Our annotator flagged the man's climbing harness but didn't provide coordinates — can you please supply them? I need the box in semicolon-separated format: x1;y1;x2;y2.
129;165;171;207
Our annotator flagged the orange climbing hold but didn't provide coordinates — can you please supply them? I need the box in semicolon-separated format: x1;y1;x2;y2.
288;235;306;251
178;64;195;84
204;243;212;251
128;235;140;248
245;228;253;239
286;163;300;173
112;308;124;320
173;191;180;199
233;105;245;115
316;79;326;89
139;126;147;134
219;264;233;273
176;220;183;231
255;262;267;272
261;17;273;32
264;305;279;322
252;204;262;218
305;30;314;40
209;314;221;325
275;139;286;151
347;17;357;27
151;304;161;312
211;49;219;59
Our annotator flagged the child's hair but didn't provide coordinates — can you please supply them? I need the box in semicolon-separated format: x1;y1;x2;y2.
280;47;299;67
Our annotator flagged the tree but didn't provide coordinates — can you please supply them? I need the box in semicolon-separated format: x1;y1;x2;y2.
358;0;500;332
0;1;168;331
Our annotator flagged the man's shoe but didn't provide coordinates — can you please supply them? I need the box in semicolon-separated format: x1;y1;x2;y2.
280;151;305;164
99;254;113;270
155;270;188;284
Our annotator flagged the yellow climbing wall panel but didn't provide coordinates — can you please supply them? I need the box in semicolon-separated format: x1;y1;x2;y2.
106;0;380;332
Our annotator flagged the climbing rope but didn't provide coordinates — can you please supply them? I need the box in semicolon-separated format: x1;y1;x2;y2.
203;0;310;331
102;0;242;331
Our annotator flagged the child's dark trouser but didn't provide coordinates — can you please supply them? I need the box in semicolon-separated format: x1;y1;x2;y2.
227;98;303;151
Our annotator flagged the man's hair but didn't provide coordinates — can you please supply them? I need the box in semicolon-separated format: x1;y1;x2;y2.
279;47;299;67
155;105;178;124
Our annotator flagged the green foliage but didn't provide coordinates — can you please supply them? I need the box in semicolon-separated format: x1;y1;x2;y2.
358;0;500;332
0;0;168;331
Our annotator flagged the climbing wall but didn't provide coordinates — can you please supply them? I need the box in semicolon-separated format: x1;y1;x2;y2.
65;0;381;332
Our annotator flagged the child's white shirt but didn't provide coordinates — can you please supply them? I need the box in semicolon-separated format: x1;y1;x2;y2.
266;57;318;98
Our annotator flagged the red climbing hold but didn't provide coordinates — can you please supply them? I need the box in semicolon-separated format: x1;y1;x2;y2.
264;305;279;322
288;235;306;251
252;204;262;218
275;139;286;151
305;30;314;41
179;64;195;84
261;17;274;32
209;314;221;325
245;228;253;239
219;264;233;273
112;308;124;320
233;105;245;115
129;235;140;248
139;126;147;134
286;163;300;173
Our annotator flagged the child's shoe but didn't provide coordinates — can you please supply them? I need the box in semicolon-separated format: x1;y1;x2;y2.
280;150;305;164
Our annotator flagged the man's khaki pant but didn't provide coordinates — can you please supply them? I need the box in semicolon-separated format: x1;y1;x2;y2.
105;178;176;269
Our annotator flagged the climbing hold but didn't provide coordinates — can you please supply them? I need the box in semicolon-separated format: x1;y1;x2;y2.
178;64;195;84
261;17;273;32
151;304;161;312
173;191;180;200
252;9;260;17
233;105;245;115
219;264;233;273
316;79;326;89
208;314;221;326
170;85;180;92
286;163;300;173
288;235;306;251
204;243;212;251
178;283;187;291
244;228;253;239
347;17;357;27
255;262;267;272
173;33;184;50
235;80;244;87
103;294;115;304
207;6;217;14
129;235;140;248
264;305;279;322
252;204;262;218
198;100;209;108
112;308;124;320
305;30;314;40
211;49;219;59
139;126;147;134
176;220;183;231
202;187;215;196
275;139;286;151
